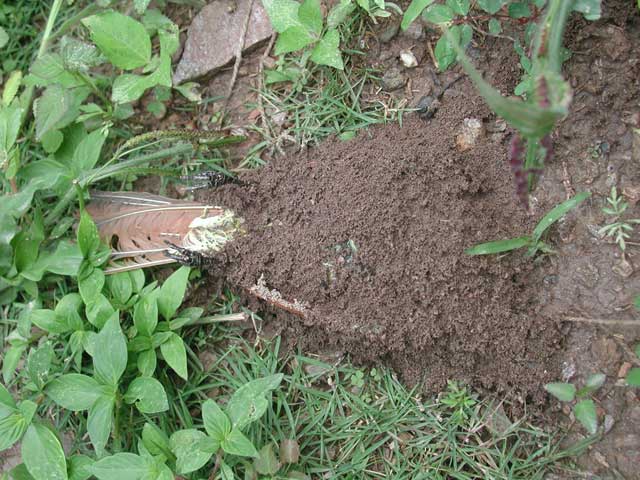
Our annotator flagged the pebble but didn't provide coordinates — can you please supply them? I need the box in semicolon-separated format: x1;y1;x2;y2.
381;67;407;91
399;50;418;68
400;22;424;40
456;118;485;151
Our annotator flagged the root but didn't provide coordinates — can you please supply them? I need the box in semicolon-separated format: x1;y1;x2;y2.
249;274;309;318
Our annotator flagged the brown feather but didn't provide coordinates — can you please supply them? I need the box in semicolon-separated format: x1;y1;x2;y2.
86;191;225;273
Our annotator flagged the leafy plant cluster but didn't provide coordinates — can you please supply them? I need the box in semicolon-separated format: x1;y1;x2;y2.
599;186;640;252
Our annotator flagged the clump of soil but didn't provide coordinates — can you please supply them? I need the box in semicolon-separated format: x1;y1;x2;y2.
202;87;562;403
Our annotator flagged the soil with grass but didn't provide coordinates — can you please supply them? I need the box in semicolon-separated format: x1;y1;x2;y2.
200;83;564;404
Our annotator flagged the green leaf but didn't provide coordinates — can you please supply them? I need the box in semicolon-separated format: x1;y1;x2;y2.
446;0;469;15
254;444;280;475
2;342;27;384
86;294;115;329
574;399;598;435
202;399;231;442
137;348;157;377
576;373;606;397
28;53;84;88
22;424;67;480
45;374;102;411
134;0;152;14
433;34;456;72
41;130;64;153
219;461;234;480
77;211;101;258
626;367;640;387
27;343;54;390
89;453;150;480
327;0;357;28
532;192;590;243
111;73;153;104
3;70;23;106
544;382;576;402
87;393;115;458
0;26;8;49
488;18;502;35
169;429;214;474
158;266;190;321
33;84;77;141
299;0;322;34
573;0;601;20
79;265;105;304
133;292;159;337
93;313;127;386
68;455;94;480
465;236;530;255
141;422;171;458
508;2;530;18
60;37;105;73
159;332;187;380
477;0;506;14
221;428;258;457
275;26;316;55
0;411;29;451
106;273;132;305
123;377;169;414
310;29;343;70
226;374;284;430
71;128;107;174
0;383;17;415
422;4;454;24
82;11;151;70
31;309;71;334
401;0;434;30
261;0;301;33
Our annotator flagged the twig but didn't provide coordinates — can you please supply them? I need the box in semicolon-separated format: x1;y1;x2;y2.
257;33;277;136
560;316;639;326
224;0;256;110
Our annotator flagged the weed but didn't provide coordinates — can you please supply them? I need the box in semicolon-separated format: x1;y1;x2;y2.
598;186;640;252
466;191;590;256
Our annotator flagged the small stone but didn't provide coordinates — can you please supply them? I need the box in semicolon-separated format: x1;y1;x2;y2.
399;50;418;68
456;118;485;151
603;414;615;434
379;22;400;43
400;22;424;40
174;0;274;83
381;67;406;91
612;255;633;278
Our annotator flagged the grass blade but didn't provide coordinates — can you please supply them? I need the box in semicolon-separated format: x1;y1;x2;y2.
532;191;590;243
465;236;531;255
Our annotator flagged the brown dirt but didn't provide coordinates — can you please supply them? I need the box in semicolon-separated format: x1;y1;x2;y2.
200;85;563;403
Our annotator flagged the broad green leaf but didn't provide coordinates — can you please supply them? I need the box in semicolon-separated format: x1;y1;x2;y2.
488;18;502;35
60;37;105;72
310;29;343;70
261;0;301;33
89;453;150;480
33;84;76;141
254;444;280;475
141;422;171;458
41;130;64;153
508;2;530;18
78;211;100;258
129;270;145;293
465;236;530;255
477;0;506;14
93;314;127;386
219;461;234;480
626;367;640;387
3;70;22;106
22;424;67;480
46;374;102;411
573;1;601;21
158;266;190;320
0;411;29;451
446;0;469;15
28;53;84;88
401;0;434;30
68;455;94;480
226;374;284;430
123;377;169;414
275;26;315;55
544;382;576;402
111;73;153;104
422;4;454;24
532;192;590;243
45;240;82;276
434;34;456;72
298;0;322;35
86;294;115;329
202;399;231;442
87;393;115;457
327;0;357;28
71;128;107;174
0;26;7;48
79;266;105;304
576;373;606;397
0;383;17;416
0;105;22;156
169;429;213;474
134;0;152;14
574;399;598;434
137;348;157;377
159;332;187;380
31;309;71;334
106;273;132;305
27;343;54;390
221;428;258;457
9;464;36;480
2;342;27;384
133;292;158;336
82;11;151;70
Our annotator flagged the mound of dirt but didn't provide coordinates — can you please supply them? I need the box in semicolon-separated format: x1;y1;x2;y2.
202;87;562;402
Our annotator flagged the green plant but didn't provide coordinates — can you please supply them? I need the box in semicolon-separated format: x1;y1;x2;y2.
466;191;590;256
626;344;640;387
598;186;640;252
544;373;605;435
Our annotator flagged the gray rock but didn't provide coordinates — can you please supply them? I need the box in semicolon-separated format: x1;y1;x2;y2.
379;22;399;43
400;22;423;40
173;0;273;84
381;67;406;91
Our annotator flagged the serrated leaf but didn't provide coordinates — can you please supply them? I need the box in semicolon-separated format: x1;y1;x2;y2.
544;382;576;402
82;11;151;70
33;85;75;141
310;29;343;70
574;399;598;434
401;0;434;30
123;377;169;413
22;424;67;480
60;36;105;72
